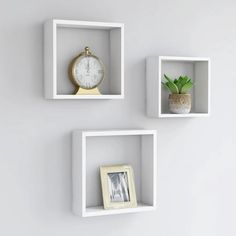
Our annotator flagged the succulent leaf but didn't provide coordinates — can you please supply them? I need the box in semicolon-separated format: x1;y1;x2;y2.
164;74;174;83
174;79;183;92
166;81;179;94
180;81;193;94
161;82;171;93
179;76;188;86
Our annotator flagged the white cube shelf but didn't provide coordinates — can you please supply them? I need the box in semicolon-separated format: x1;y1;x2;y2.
72;130;157;217
146;56;211;118
44;19;124;99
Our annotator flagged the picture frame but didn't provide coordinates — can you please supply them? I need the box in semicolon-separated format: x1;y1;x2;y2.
100;165;137;210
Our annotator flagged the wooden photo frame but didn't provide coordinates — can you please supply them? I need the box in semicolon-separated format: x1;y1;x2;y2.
100;165;137;210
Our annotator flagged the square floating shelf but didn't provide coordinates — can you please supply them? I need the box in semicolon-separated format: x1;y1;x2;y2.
44;19;124;99
72;130;157;217
146;56;211;118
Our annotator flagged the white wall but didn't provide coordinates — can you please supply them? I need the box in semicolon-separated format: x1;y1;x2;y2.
0;0;236;235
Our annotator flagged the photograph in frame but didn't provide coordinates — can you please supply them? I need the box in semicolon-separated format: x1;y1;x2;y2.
108;172;130;202
100;165;137;210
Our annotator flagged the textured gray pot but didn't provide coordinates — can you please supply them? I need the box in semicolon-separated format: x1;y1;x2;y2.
169;94;191;114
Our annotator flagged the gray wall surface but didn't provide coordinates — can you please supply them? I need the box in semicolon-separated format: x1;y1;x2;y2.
1;0;236;235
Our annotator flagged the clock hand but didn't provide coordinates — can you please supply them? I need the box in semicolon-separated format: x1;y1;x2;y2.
88;59;90;73
87;60;89;73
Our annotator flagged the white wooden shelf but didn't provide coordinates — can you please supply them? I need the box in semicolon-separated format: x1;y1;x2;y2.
44;19;124;99
49;94;123;100
159;113;210;118
146;56;211;118
72;130;157;217
85;203;155;217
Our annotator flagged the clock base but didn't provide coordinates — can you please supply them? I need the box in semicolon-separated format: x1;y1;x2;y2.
75;87;101;95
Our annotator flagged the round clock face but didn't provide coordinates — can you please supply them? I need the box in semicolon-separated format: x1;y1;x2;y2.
72;55;104;89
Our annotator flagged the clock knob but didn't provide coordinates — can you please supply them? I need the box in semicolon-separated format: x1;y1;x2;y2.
85;46;91;56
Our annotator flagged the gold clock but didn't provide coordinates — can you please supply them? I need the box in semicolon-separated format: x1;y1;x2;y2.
68;47;105;95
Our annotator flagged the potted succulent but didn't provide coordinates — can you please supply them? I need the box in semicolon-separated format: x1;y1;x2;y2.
162;74;194;114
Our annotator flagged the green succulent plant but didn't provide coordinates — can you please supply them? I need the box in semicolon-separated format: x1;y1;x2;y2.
162;74;194;94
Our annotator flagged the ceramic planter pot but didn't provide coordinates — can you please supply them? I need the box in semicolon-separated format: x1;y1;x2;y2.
169;94;191;114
